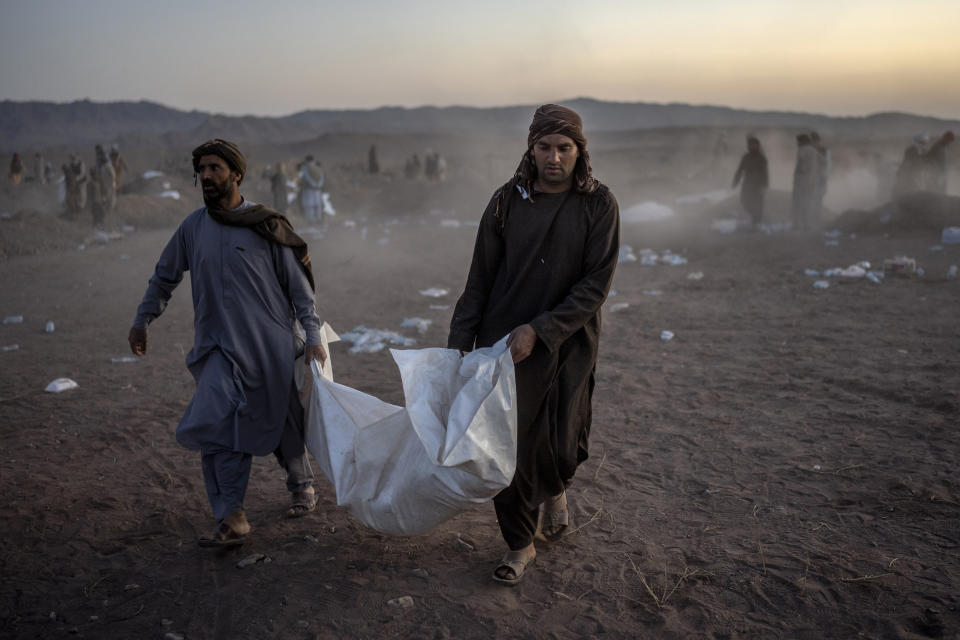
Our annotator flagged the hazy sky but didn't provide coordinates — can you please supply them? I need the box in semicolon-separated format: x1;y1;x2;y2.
2;0;959;119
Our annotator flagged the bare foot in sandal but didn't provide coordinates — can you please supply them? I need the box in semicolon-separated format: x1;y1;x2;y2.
492;543;536;586
539;490;569;541
286;486;317;518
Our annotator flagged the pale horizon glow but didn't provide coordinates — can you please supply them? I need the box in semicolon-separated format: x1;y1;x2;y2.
1;0;959;120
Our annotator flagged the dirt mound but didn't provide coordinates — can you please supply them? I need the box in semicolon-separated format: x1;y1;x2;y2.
834;191;960;234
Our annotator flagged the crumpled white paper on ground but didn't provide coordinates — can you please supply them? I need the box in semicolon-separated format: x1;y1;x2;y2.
296;334;517;536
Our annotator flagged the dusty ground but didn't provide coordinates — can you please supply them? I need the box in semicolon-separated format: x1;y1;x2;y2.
1;157;959;640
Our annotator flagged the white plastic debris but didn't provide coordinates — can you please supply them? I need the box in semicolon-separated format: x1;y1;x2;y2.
429;304;450;310
866;271;884;284
609;302;630;313
142;170;165;179
2;344;19;352
622;201;674;223
687;271;704;280
813;280;830;289
343;220;357;228
419;288;449;298
400;317;432;335
638;249;659;266
158;190;181;200
837;265;866;278
824;240;839;247
929;245;944;252
340;326;416;354
3;315;23;324
440;219;461;228
883;256;916;277
121;225;135;233
661;252;688;266
111;357;139;363
642;290;663;296
947;265;958;279
660;330;675;341
44;378;78;393
44;321;55;333
941;227;960;244
804;269;821;277
618;245;637;263
322;193;336;217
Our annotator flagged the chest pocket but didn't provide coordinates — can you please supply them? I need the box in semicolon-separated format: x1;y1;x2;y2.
232;241;276;280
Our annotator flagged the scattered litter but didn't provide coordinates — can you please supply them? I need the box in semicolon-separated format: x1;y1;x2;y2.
759;222;791;235
343;220;357;228
638;249;659;266
2;344;19;352
111;356;139;363
121;225;135;233
440;219;461;228
44;378;78;393
804;269;820;277
77;244;86;251
929;245;943;252
824;239;839;247
387;596;415;610
608;289;617;297
687;271;704;280
642;290;663;296
618;245;637;263
710;219;739;234
813;464;821;471
322;193;336;217
942;227;960;244
813;280;830;289
237;553;270;569
142;170;165;179
419;288;449;298
44;321;54;334
883;256;916;277
947;265;958;279
836;265;866;278
622;201;674;223
660;252;688;266
91;230;122;244
609;302;630;313
162;181;171;190
158;190;181;200
400;317;432;334
660;330;675;342
340;325;416;354
866;271;884;284
429;304;450;310
916;267;925;277
3;315;23;324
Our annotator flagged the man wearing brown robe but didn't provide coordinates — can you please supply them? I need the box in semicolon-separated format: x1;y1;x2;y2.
448;104;620;585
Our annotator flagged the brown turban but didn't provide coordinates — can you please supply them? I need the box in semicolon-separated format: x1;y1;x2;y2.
492;104;600;230
192;139;246;182
527;104;588;150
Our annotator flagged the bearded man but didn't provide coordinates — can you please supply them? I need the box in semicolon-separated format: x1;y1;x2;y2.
128;139;326;546
448;104;620;585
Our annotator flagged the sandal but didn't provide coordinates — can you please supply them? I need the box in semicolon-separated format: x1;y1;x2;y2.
286;488;317;518
539;491;569;542
198;511;250;548
492;549;535;586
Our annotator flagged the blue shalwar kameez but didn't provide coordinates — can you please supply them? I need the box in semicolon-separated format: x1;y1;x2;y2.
134;201;322;520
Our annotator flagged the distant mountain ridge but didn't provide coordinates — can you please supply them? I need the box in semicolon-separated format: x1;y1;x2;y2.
2;97;957;151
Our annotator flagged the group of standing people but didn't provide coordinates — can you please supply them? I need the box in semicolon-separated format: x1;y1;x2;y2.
128;104;618;588
731;131;829;231
403;150;447;181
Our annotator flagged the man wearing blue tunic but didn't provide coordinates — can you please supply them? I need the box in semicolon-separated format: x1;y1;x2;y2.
128;139;327;547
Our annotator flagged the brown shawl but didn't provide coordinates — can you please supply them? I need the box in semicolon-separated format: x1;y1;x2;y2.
207;204;316;291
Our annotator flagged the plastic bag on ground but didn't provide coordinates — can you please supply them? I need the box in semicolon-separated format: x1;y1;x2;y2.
298;335;517;536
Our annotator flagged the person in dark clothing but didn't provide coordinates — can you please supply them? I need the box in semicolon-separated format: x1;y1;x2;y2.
448;104;620;585
731;135;769;229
